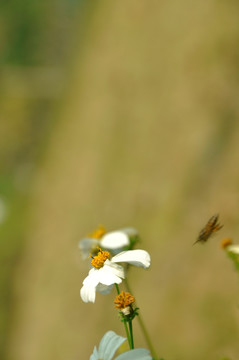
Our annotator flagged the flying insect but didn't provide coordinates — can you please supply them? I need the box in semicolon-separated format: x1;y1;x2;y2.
194;214;223;245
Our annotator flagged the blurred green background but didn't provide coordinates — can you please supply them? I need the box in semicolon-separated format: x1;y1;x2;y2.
1;1;239;359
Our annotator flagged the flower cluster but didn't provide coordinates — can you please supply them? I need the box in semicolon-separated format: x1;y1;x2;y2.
79;225;154;359
78;216;239;360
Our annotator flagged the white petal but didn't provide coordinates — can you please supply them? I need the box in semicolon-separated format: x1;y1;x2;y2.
82;268;100;287
80;269;100;303
100;231;130;250
97;264;124;286
104;260;125;278
227;245;239;254
90;346;99;360
98;331;126;360
96;283;114;295
116;348;152;360
80;284;96;303
112;250;151;269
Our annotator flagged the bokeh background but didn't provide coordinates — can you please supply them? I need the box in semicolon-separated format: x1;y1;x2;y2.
1;1;239;359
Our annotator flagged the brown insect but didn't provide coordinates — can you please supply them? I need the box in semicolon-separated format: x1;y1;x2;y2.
194;214;223;245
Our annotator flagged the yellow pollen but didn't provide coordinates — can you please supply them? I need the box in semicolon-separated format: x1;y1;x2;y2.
88;225;106;239
221;237;233;249
91;247;110;268
114;291;135;310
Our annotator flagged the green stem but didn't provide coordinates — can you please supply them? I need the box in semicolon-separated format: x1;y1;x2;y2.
124;279;158;359
123;320;132;349
128;320;134;349
115;283;120;295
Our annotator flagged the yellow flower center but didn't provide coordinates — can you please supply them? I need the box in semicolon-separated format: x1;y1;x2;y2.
90;247;110;268
114;291;135;310
88;225;106;239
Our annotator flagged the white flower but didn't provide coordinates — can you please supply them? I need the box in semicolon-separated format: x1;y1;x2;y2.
227;245;239;254
90;331;152;360
80;249;151;303
79;226;139;259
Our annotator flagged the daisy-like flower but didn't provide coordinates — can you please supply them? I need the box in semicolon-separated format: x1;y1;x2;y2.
80;248;150;303
79;226;139;259
221;238;239;254
90;330;152;360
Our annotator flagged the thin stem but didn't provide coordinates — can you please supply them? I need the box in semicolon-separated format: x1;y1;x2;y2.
123;320;132;349
128;320;134;349
124;278;158;359
115;283;120;295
